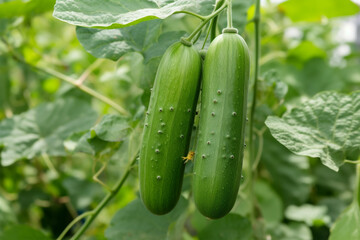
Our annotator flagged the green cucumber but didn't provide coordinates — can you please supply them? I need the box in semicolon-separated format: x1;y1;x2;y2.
193;28;250;219
139;41;202;215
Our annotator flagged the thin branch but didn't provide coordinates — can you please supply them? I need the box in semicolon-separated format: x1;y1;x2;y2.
75;58;105;85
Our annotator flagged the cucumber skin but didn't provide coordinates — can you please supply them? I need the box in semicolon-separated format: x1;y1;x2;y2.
193;32;250;219
139;42;202;215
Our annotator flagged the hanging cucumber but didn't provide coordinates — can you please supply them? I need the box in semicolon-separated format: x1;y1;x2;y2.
193;28;250;219
139;40;202;215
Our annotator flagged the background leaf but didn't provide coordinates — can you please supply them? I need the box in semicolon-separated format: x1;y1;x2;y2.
0;194;17;230
199;214;252;240
197;214;252;240
255;180;283;224
0;0;55;18
285;204;330;226
90;114;130;142
261;133;313;205
105;197;188;240
265;91;360;171
267;223;312;240
278;0;360;22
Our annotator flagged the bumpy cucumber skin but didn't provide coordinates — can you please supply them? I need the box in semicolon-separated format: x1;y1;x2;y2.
193;32;250;219
140;42;202;215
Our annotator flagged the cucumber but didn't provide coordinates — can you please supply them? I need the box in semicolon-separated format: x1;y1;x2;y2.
139;41;202;215
193;28;250;219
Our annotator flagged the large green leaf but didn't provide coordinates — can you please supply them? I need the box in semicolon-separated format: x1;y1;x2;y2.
0;0;55;18
266;91;360;171
329;202;360;240
0;225;51;240
261;132;313;205
198;214;252;240
278;0;360;22
53;0;213;28
105;197;188;240
76;21;186;62
0;98;97;166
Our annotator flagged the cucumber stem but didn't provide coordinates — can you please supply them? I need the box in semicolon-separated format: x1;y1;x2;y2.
226;0;233;28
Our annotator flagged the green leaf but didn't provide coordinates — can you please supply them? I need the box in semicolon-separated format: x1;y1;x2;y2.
0;0;55;18
197;214;252;240
329;202;360;240
278;0;360;22
0;98;97;166
62;176;104;209
268;222;312;240
105;197;188;240
285;204;330;226
53;0;213;28
0;225;51;240
288;41;326;62
261;132;313;205
255;180;283;224
90;114;130;142
266;91;360;171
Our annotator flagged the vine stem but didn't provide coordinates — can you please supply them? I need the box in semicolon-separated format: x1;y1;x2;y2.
249;0;261;171
356;164;360;206
174;10;206;20
248;0;261;229
68;153;139;240
2;39;130;116
56;211;94;240
344;160;360;164
184;2;228;42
